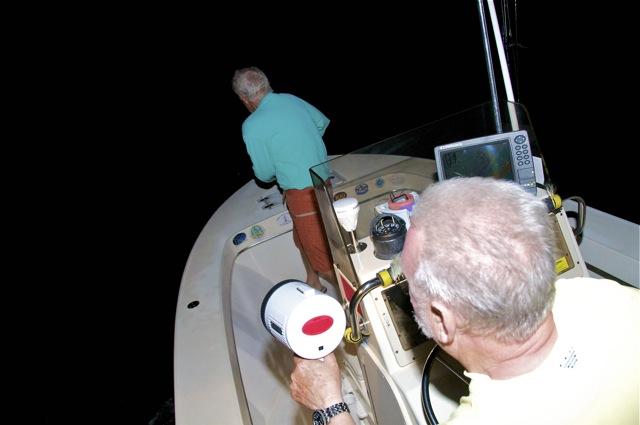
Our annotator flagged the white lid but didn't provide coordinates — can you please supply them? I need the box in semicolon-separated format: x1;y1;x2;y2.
333;197;359;213
333;198;360;232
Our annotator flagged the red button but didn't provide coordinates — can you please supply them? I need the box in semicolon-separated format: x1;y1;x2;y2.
302;315;334;335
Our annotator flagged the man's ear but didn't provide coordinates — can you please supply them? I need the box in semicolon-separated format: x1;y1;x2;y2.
239;95;252;111
428;300;457;345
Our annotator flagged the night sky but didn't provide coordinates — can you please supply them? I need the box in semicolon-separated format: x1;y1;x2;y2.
43;4;635;424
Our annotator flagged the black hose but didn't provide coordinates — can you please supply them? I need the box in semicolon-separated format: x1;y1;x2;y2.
421;344;441;425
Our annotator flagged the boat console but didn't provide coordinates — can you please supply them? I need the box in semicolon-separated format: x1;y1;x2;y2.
310;101;588;424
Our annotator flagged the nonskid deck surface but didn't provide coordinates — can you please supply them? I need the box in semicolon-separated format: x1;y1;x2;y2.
230;227;468;424
232;231;346;424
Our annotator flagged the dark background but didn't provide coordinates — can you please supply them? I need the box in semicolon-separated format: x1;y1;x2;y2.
43;3;635;424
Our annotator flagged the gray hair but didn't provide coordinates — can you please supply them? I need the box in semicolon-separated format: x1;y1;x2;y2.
401;177;557;343
232;67;272;100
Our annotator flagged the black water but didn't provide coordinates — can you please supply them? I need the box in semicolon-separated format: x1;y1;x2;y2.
41;4;635;425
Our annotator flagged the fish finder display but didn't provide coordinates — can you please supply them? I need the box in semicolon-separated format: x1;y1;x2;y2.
434;130;537;194
440;140;514;181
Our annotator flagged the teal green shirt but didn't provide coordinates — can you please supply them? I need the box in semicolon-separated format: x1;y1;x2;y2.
242;92;329;190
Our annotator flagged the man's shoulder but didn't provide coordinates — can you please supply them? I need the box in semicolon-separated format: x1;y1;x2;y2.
253;93;305;112
554;277;639;320
242;112;268;138
555;276;637;296
276;92;300;100
273;92;314;105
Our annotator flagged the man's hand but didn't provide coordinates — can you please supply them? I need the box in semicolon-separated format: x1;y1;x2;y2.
290;353;343;410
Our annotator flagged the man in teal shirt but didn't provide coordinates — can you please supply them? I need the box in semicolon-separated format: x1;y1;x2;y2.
232;67;333;291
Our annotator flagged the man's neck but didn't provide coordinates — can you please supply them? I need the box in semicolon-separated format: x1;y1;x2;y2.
460;313;558;380
248;90;271;112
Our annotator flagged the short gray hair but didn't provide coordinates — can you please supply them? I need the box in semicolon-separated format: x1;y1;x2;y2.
401;177;557;343
232;67;271;100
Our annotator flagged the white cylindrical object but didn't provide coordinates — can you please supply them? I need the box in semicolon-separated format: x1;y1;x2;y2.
333;197;360;232
261;280;346;359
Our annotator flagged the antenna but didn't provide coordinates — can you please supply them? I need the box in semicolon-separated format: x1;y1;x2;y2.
477;0;520;131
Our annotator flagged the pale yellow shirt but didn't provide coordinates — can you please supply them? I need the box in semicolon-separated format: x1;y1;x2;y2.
445;277;639;425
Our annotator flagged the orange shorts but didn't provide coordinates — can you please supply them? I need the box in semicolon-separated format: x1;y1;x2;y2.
284;187;333;274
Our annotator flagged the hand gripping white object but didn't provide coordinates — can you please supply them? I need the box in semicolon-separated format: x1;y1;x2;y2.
261;279;346;359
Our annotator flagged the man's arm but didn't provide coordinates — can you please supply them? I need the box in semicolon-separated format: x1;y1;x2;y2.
290;353;355;425
243;132;276;184
300;98;330;136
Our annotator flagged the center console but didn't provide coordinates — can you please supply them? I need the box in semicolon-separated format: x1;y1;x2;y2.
310;102;588;425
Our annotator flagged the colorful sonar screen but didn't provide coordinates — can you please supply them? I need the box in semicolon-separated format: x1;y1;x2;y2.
440;139;514;181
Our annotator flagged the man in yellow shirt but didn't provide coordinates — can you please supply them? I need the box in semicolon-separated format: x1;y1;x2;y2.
290;177;639;424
